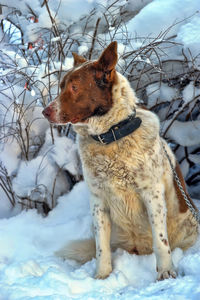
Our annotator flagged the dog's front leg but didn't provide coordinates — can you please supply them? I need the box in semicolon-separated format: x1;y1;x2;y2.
143;184;177;280
90;194;112;279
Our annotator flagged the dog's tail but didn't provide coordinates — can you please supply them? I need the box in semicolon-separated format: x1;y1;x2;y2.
55;239;96;264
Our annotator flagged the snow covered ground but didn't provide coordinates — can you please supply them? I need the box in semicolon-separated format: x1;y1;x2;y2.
1;0;200;299
0;182;200;299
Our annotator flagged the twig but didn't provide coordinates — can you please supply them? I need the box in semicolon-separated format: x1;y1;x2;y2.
88;18;101;60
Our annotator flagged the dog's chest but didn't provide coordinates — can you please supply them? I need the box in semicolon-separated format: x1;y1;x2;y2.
78;136;161;191
83;143;150;227
79;141;136;189
78;135;162;231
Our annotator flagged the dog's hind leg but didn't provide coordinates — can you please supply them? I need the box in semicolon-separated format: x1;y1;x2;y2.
90;194;112;279
142;183;177;281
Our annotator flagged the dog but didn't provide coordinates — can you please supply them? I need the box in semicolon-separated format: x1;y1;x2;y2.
42;41;198;281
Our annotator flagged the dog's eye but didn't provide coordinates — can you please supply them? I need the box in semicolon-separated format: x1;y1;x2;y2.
60;81;65;89
103;73;108;83
71;84;78;92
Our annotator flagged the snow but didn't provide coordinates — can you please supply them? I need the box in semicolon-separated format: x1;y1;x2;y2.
78;44;89;56
12;129;81;208
0;186;14;219
39;128;81;177
49;136;81;176
0;138;21;176
162;119;200;147
12;155;69;205
0;182;200;299
146;83;179;107
182;81;200;104
127;0;200;42
177;16;200;69
126;0;200;69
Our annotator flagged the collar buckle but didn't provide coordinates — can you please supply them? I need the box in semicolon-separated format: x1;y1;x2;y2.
98;135;106;145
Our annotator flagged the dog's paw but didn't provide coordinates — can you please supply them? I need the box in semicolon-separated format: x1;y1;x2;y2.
95;265;112;280
157;269;177;281
95;272;110;280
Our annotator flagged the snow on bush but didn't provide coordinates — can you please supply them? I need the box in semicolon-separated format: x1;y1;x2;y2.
0;0;200;212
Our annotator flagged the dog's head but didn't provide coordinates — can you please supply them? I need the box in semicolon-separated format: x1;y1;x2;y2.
42;41;118;124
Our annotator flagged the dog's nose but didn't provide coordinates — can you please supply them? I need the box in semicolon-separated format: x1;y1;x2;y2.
42;107;51;118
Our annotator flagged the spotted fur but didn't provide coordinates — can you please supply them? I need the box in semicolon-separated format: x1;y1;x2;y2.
43;42;198;281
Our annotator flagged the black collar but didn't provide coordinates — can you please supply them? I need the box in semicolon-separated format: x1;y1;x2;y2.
91;113;142;145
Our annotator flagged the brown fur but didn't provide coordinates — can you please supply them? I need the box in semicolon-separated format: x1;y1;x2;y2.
174;162;196;213
43;42;118;124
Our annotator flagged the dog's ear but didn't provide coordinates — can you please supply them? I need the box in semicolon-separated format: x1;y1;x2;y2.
97;41;118;71
72;52;87;66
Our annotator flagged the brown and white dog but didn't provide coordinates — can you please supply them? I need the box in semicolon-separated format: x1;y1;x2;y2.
43;41;198;280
